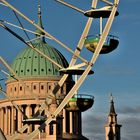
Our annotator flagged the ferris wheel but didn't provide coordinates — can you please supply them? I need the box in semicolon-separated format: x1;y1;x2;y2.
0;0;120;139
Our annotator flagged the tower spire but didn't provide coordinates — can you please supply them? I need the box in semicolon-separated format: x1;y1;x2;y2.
37;0;42;26
108;94;117;124
104;94;122;140
36;0;45;42
109;93;116;115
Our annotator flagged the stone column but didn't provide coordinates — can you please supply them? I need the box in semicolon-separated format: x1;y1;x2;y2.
11;107;15;134
18;106;23;132
45;124;49;136
26;105;32;133
63;109;66;133
0;108;1;128
45;108;49;135
0;108;4;132
53;123;57;135
4;107;8;135
70;112;73;134
7;106;11;135
34;105;40;131
50;99;57;136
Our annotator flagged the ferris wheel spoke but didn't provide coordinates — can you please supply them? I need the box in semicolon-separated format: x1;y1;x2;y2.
92;0;98;8
55;0;85;14
100;0;113;6
0;19;51;39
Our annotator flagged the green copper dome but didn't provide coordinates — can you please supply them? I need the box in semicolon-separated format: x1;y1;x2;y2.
10;2;69;78
11;40;68;78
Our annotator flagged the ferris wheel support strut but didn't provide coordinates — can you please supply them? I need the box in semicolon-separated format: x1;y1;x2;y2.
55;0;85;14
100;0;113;6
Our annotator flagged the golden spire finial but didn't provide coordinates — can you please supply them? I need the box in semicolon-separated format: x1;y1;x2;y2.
36;0;45;42
109;93;116;115
38;0;41;17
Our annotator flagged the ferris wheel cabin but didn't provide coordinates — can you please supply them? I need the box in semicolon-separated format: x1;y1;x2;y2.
84;9;119;18
84;35;119;54
22;115;47;125
59;67;94;75
84;8;119;54
65;94;94;112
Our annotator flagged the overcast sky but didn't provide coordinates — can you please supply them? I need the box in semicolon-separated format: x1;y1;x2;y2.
0;0;140;140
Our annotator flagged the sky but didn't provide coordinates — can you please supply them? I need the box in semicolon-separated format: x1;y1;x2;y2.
0;0;140;140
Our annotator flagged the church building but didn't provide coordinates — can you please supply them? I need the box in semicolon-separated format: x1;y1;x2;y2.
105;95;122;140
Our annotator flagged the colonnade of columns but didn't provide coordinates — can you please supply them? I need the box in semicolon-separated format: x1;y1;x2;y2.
0;104;40;136
0;103;63;139
63;109;82;135
0;106;15;135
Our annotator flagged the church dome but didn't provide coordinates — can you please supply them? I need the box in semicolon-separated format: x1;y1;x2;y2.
10;3;69;79
11;39;68;78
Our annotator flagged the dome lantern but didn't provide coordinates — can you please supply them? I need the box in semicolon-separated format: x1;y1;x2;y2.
35;0;45;43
